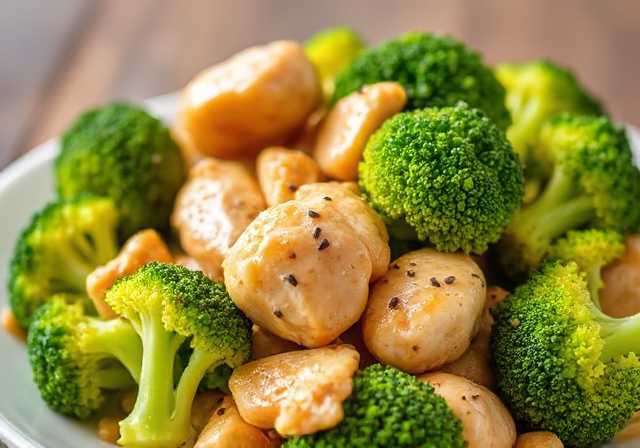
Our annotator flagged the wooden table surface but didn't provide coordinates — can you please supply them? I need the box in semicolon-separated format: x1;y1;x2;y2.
1;0;639;172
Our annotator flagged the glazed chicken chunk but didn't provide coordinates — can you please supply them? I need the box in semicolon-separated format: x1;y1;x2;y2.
172;157;266;279
228;344;360;436
174;40;322;160
362;247;486;374
223;182;389;347
194;396;281;448
419;371;517;448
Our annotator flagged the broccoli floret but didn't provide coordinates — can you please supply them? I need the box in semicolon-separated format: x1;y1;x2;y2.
494;59;604;163
55;102;186;240
304;25;367;100
8;195;120;330
491;259;640;447
547;229;626;308
284;363;465;447
27;294;142;420
104;261;253;448
495;114;640;280
332;30;511;131
358;102;524;254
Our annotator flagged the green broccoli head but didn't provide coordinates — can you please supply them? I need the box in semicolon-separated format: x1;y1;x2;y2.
284;363;465;448
332;30;511;131
358;102;524;254
27;294;141;420
547;229;626;307
55;102;186;240
496;114;640;280
8;195;120;330
304;25;367;100
491;260;640;447
104;261;252;448
494;59;604;161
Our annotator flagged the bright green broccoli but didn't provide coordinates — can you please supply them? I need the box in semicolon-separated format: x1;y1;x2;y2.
55;101;186;240
27;294;142;420
495;113;640;281
547;229;626;308
304;25;367;100
284;363;466;448
494;59;604;163
331;30;511;131
491;258;640;447
104;261;253;448
358;102;524;254
8;195;120;330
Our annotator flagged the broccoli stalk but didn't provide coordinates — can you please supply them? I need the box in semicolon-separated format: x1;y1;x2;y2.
358;102;524;255
8;195;120;330
284;363;466;447
496;114;640;280
104;261;253;448
27;295;142;420
491;258;640;447
494;59;604;163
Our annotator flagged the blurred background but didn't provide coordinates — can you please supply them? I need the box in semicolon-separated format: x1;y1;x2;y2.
1;0;639;171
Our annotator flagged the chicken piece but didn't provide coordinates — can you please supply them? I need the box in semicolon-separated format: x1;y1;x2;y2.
222;183;389;347
228;344;359;436
1;307;27;342
313;82;407;181
172;158;266;274
288;107;327;155
194;396;281;448
615;410;640;443
336;321;377;369
600;234;640;317
441;285;510;390
86;229;173;318
362;248;486;374
419;371;517;448
173;253;224;283
294;182;389;281
516;431;564;447
174;40;322;160
250;325;303;361
256;146;322;207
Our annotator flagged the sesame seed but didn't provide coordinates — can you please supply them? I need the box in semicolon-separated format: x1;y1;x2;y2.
429;277;441;287
389;297;399;309
285;274;298;286
308;210;320;218
313;227;321;239
318;239;330;250
444;276;455;284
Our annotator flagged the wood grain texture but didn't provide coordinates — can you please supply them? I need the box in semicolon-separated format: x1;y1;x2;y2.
1;0;639;170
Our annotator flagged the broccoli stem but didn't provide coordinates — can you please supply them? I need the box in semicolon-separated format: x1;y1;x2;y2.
172;348;225;427
516;167;595;245
73;220;119;267
95;363;137;390
118;312;187;447
594;308;640;362
80;317;143;383
50;243;98;292
507;94;543;156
